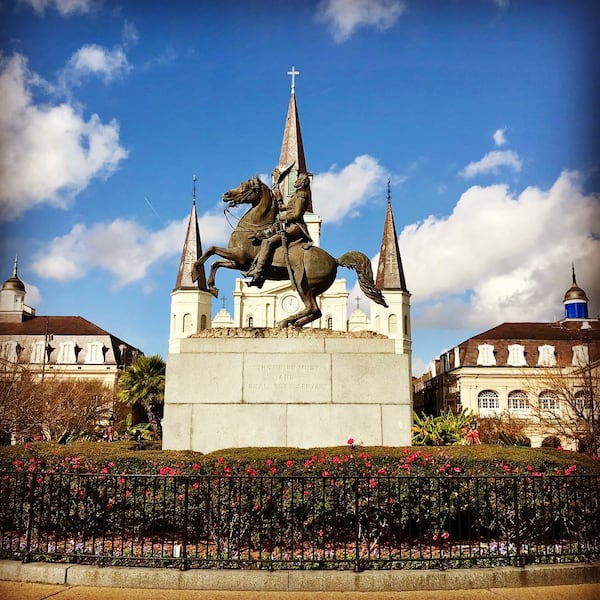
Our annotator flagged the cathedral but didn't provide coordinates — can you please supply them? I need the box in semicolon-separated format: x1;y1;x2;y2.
169;75;411;355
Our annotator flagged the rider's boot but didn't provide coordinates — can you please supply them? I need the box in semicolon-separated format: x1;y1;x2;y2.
246;258;267;288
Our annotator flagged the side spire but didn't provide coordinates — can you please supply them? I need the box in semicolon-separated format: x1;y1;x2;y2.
174;176;207;291
375;179;408;291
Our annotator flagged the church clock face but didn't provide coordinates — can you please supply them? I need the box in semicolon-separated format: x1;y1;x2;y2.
282;294;299;313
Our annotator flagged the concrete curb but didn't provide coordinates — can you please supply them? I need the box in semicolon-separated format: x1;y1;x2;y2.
0;560;599;591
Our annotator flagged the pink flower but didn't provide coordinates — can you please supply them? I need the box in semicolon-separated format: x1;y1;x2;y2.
193;463;200;471
369;478;377;488
286;460;294;469
347;438;355;445
441;532;450;540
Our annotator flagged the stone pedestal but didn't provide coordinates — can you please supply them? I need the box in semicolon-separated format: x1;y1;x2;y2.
162;328;412;452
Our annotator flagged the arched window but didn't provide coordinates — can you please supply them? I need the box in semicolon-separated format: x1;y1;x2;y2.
508;390;529;413
183;313;193;333
539;390;560;412
327;317;333;330
200;314;207;330
388;314;397;333
477;389;499;415
247;316;254;327
574;390;590;414
374;315;381;332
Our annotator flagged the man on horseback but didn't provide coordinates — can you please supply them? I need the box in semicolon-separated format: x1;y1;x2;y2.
246;171;313;288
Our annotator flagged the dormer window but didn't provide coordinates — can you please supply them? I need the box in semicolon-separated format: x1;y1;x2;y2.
572;344;589;367
507;344;527;366
537;345;556;367
85;342;106;364
57;341;77;364
0;341;18;363
31;341;45;363
477;344;496;366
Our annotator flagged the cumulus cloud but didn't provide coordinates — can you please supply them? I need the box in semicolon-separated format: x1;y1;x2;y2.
316;0;406;43
312;155;389;223
17;0;97;16
399;170;600;330
0;53;128;221
60;44;131;86
31;211;231;287
460;149;522;178
493;127;507;146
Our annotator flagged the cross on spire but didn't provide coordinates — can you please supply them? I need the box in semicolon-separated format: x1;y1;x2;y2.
287;65;300;93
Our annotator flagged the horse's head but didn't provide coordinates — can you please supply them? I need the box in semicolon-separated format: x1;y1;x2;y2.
222;175;265;208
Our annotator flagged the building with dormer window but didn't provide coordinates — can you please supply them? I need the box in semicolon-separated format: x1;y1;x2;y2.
413;268;599;451
0;257;142;388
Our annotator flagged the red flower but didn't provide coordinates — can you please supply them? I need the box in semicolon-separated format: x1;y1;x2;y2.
347;438;355;445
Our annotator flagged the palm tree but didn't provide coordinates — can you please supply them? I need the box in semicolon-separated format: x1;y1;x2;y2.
118;354;165;439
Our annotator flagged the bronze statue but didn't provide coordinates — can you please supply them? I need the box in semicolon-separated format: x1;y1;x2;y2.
192;173;387;328
246;172;312;288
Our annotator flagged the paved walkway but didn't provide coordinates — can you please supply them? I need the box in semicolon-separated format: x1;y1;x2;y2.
1;560;599;599
1;581;600;599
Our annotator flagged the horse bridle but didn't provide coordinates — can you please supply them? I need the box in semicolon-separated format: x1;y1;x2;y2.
223;177;269;232
224;177;262;209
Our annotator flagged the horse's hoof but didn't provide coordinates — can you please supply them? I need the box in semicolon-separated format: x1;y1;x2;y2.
210;287;219;299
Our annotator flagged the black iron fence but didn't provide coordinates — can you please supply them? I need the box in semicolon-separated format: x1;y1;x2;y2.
0;471;598;570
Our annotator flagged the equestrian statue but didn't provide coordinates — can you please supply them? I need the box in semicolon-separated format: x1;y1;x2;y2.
191;168;388;328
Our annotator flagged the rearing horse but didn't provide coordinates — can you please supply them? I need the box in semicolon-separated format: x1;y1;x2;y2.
192;175;387;328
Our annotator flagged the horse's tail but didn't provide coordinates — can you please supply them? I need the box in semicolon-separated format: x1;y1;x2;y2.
336;251;388;308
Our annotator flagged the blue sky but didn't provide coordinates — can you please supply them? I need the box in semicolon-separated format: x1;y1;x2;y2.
1;0;599;376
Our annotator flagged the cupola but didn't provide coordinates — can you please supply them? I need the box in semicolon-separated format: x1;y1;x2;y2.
563;265;589;319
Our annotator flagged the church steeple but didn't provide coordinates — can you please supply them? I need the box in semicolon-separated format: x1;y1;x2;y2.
563;264;589;319
169;177;212;353
174;176;207;291
376;180;408;292
277;66;311;211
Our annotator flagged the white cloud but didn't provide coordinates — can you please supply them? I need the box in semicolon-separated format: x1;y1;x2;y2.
121;20;140;48
23;280;42;308
493;127;507;147
316;0;406;43
143;46;177;70
460;149;522;178
312;155;389;223
0;53;128;221
400;170;600;330
31;211;231;286
61;44;131;86
17;0;97;16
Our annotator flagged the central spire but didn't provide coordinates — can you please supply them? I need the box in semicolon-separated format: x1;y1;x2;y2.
277;65;311;211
